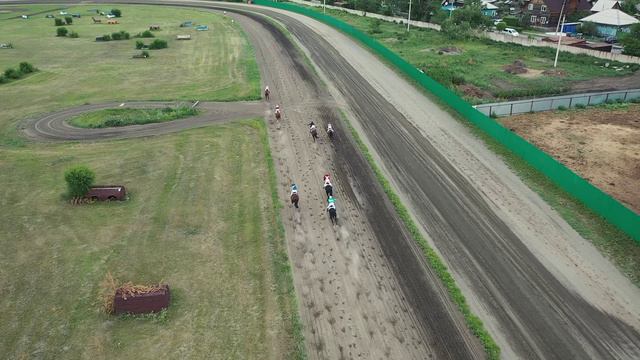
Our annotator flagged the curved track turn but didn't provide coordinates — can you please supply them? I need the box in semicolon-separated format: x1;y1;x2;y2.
22;101;265;140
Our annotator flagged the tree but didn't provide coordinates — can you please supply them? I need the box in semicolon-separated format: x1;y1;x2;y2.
56;27;68;37
64;166;95;198
621;0;640;16
111;9;122;17
54;18;64;26
620;23;640;56
496;22;507;31
65;16;72;25
135;40;145;49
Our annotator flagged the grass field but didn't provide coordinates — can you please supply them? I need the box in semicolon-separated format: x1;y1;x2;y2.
313;8;639;103
0;4;260;144
68;107;199;128
0;122;302;359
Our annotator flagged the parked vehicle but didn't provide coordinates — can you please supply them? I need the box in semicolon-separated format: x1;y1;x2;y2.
85;186;127;201
502;28;520;36
605;37;618;44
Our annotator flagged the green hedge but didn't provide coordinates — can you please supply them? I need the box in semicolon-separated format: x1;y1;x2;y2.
253;0;640;244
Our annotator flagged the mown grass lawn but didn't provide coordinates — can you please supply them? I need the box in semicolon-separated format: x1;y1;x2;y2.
68;107;199;128
0;122;300;359
315;8;639;103
0;4;260;144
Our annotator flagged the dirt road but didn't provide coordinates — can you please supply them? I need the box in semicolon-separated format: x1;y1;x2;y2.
21;101;265;141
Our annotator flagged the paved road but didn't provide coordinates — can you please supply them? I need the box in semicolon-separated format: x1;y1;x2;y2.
7;0;640;359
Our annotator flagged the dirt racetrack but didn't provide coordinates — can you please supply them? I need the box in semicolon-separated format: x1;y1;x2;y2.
7;0;640;359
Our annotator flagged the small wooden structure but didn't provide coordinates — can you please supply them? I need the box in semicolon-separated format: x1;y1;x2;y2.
149;24;160;31
85;185;127;201
176;34;191;40
114;284;170;315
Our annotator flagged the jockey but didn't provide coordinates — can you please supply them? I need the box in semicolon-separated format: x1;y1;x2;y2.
327;196;336;210
323;178;332;188
308;121;316;131
323;173;331;183
290;183;298;196
265;85;269;93
327;123;333;133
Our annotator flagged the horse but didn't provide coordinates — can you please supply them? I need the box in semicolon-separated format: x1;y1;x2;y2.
328;207;337;224
274;107;281;120
324;183;333;199
291;192;299;208
327;124;334;140
310;125;318;142
264;87;270;101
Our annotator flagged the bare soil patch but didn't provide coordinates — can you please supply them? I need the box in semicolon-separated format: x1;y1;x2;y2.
439;46;462;55
500;104;640;213
503;60;528;74
542;68;567;77
518;68;544;78
458;84;493;100
571;70;640;93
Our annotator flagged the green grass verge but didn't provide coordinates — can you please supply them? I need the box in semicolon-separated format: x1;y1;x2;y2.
308;7;639;104
0;4;260;145
68;106;199;128
0;124;300;358
248;118;308;360
340;112;500;359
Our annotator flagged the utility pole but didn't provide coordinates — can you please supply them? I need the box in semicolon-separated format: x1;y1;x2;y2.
407;0;412;31
555;0;567;34
554;15;566;68
323;0;326;14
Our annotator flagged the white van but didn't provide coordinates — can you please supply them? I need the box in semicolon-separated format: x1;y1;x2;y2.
502;28;520;36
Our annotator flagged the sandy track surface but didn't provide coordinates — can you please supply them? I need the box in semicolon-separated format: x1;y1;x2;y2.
234;10;483;360
21;101;265;141
255;7;640;360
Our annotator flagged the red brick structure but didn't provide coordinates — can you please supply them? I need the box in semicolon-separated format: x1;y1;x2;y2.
113;285;170;314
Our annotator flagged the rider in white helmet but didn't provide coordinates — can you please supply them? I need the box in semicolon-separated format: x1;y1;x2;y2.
327;123;333;133
290;183;298;196
308;121;316;132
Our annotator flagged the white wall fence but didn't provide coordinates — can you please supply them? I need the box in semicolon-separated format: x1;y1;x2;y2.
474;89;640;116
291;0;640;64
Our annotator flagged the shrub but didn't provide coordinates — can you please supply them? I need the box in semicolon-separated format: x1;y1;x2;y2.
139;30;154;38
111;31;130;40
4;68;21;79
575;103;586;109
65;16;72;25
102;34;111;41
69;31;79;38
54;18;64;26
111;9;122;17
0;75;7;84
19;62;36;74
57;27;68;37
135;40;144;49
557;105;567;111
148;39;168;49
496;22;507;31
64;165;96;198
580;22;598;37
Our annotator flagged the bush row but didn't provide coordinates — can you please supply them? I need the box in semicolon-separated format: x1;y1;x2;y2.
0;62;37;84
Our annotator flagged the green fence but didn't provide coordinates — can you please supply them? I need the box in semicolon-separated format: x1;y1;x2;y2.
253;0;640;243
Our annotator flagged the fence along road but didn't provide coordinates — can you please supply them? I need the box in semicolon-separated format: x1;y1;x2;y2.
475;88;640;116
